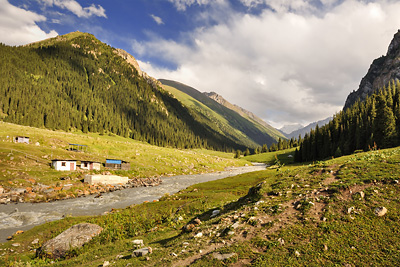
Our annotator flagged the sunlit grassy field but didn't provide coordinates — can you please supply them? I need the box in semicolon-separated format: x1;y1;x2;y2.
243;147;296;165
0;121;248;189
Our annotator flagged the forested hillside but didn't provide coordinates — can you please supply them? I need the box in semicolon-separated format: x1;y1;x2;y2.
0;32;247;151
296;81;400;161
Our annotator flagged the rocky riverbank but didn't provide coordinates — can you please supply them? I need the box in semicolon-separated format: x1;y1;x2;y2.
0;177;162;204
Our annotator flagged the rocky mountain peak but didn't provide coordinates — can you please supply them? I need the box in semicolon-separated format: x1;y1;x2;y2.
113;48;161;89
204;92;226;105
344;30;400;109
387;29;400;56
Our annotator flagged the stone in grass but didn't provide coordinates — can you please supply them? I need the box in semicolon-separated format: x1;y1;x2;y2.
194;232;203;238
132;239;144;247
211;210;220;218
374;207;387;217
132;247;152;257
212;252;236;261
194;218;201;225
184;223;195;232
37;223;103;259
352;191;365;200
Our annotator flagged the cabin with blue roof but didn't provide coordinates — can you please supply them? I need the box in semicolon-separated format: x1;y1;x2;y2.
105;159;130;170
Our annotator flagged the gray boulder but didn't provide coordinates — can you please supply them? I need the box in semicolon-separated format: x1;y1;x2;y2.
37;223;103;259
132;247;152;257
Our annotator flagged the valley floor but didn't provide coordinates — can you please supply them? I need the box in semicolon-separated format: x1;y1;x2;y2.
1;147;400;266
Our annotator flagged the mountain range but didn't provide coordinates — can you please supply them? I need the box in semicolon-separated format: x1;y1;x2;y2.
3;29;396;152
282;117;332;139
0;31;285;151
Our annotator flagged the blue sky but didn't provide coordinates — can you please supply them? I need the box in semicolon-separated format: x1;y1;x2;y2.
2;0;400;128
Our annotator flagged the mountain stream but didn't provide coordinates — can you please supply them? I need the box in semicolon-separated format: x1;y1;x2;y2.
0;163;266;243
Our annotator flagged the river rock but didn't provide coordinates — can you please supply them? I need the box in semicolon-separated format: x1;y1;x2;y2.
11;188;26;195
37;223;103;259
374;207;387;217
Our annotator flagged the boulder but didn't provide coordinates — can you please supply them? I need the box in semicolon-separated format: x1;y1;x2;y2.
132;247;151;257
211;210;220;218
374;207;388;217
37;223;103;259
132;239;144;247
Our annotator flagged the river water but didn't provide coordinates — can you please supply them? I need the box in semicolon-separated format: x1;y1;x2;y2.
0;163;266;243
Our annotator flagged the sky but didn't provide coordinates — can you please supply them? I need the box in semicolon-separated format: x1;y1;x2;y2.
2;0;400;129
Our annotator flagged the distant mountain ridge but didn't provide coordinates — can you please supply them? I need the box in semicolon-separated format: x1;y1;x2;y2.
159;79;286;148
284;117;332;139
279;124;303;135
203;91;282;137
344;30;400;109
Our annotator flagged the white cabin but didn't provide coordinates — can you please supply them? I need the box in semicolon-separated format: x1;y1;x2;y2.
80;161;101;171
52;160;77;171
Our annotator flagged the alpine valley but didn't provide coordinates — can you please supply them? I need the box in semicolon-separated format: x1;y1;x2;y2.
2;30;400;267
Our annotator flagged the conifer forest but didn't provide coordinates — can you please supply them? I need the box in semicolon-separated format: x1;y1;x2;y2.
0;33;244;151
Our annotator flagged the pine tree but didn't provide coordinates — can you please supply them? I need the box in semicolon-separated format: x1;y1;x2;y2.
374;94;396;148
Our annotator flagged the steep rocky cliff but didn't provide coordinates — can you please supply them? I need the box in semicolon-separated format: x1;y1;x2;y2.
344;30;400;109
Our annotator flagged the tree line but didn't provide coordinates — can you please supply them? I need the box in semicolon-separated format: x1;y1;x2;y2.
295;81;400;162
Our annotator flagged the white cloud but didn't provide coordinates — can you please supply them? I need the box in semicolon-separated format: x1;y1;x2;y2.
0;0;58;46
150;14;164;25
168;0;225;11
40;0;107;18
137;0;400;128
239;0;264;8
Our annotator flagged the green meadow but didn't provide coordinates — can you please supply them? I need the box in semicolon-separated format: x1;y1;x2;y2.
0;121;248;190
2;139;400;266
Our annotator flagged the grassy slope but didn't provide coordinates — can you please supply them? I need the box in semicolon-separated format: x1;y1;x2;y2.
160;79;286;147
243;147;297;165
2;147;400;266
162;85;255;147
0;121;248;190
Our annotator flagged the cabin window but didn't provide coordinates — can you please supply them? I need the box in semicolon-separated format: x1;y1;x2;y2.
61;162;66;167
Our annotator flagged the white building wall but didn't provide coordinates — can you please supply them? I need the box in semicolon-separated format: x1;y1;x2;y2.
52;161;76;171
